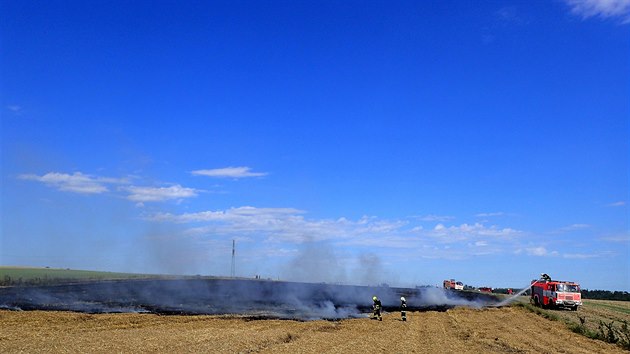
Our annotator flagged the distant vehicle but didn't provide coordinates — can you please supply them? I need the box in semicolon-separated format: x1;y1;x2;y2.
478;287;493;293
443;279;464;290
530;275;582;311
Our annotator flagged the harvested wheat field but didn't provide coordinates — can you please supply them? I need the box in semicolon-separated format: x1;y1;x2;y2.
0;307;624;353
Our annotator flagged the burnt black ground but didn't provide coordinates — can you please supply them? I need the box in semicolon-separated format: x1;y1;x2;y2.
0;278;498;320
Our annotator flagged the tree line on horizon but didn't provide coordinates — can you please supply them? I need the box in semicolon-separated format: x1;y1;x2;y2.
581;289;630;301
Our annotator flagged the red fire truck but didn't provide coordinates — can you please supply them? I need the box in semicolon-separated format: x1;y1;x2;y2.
530;274;582;311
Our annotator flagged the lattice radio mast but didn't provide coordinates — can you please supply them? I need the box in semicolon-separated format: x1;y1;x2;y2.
230;239;235;278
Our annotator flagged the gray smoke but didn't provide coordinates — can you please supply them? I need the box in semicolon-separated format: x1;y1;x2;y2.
281;240;398;288
357;253;384;286
283;242;348;284
0;278;500;320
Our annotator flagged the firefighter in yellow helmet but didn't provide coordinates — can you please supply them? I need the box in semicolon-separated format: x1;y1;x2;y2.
371;296;382;321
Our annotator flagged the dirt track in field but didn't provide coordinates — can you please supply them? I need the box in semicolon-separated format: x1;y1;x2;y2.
0;307;624;353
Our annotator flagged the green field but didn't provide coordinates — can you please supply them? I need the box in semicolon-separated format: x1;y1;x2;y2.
509;296;630;350
564;299;630;331
0;266;159;285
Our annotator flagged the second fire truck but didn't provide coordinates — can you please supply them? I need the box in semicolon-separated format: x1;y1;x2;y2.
443;279;464;290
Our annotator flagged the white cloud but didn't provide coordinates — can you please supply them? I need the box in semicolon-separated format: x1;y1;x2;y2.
563;253;600;259
430;222;520;242
125;185;198;202
149;206;304;223
555;224;591;233
496;6;524;24
607;201;626;207
147;207;523;262
600;233;630;242
414;214;455;222
565;0;630;23
521;247;594;258
526;247;548;256
19;171;199;204
191;167;267;178
7;105;21;112
262;247;299;257
148;207;414;245
475;212;505;217
19;172;127;194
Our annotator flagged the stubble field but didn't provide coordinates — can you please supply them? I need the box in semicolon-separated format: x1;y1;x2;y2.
1;306;625;353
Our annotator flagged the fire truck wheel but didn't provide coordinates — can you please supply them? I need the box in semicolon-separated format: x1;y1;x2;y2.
542;299;551;309
571;306;578;311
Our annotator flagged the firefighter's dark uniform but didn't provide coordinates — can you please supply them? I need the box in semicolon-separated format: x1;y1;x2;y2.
372;297;382;321
401;298;407;321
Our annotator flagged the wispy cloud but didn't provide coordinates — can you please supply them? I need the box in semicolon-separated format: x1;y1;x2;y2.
564;0;630;24
125;185;198;202
149;207;391;243
7;105;22;113
607;201;626;207
413;214;455;222
19;172;127;194
147;207;523;261
517;246;606;259
554;223;591;233
19;171;199;204
475;212;505;218
526;247;547;256
191;167;267;178
600;233;630;242
496;6;525;25
430;223;520;242
149;206;305;223
563;252;601;259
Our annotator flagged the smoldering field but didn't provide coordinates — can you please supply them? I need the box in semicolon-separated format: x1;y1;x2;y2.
0;278;498;320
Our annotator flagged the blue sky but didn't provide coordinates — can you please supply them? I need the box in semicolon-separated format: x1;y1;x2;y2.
1;0;628;291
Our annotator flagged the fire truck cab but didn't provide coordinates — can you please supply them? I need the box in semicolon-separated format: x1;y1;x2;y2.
531;276;582;311
443;279;464;290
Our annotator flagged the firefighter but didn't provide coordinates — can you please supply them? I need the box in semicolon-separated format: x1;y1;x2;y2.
400;296;407;321
372;296;382;321
541;273;551;282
